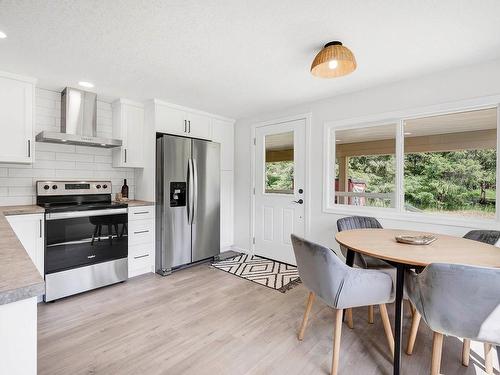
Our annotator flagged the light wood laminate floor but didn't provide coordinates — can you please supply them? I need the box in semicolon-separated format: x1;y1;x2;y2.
38;263;497;374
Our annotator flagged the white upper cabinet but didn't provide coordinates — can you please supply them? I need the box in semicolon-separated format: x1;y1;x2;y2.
187;112;212;140
155;103;186;136
112;99;144;168
212;118;234;171
153;100;212;140
0;71;36;164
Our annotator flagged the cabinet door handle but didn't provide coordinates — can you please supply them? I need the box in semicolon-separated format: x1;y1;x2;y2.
188;120;191;133
124;148;127;163
133;211;149;215
28;140;31;158
39;219;42;238
134;230;150;234
184;120;187;133
134;254;149;259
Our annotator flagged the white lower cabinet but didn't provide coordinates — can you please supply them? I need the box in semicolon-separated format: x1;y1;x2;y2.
6;214;44;277
128;205;155;277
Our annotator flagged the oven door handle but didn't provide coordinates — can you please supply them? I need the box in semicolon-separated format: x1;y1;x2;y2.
46;208;128;220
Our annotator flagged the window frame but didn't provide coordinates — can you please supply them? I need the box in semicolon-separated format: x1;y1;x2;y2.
323;99;500;229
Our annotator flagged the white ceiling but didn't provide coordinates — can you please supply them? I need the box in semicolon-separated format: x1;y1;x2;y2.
1;0;500;119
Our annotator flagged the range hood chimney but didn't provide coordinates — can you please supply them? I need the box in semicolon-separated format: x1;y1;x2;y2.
36;87;122;148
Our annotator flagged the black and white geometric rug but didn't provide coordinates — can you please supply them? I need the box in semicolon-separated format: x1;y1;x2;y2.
212;253;301;293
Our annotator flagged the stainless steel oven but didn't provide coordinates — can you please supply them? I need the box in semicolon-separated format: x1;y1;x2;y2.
37;181;129;301
45;208;128;273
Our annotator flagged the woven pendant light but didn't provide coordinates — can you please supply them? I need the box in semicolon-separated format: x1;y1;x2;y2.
310;41;357;78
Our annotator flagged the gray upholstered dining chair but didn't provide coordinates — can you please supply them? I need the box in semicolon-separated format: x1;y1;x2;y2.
336;216;388;269
406;230;500;359
337;216;395;325
291;234;395;375
405;263;500;375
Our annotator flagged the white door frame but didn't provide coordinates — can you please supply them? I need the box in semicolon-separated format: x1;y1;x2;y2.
250;113;312;254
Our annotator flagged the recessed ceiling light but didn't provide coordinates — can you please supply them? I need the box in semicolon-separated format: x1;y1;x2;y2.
0;31;7;39
78;81;94;88
336;139;342;142
404;132;412;135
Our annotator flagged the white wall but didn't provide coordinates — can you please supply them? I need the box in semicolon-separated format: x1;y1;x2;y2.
234;59;500;252
0;88;135;205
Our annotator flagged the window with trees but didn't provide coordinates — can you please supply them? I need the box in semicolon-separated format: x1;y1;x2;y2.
404;109;497;219
265;131;294;194
334;124;397;208
326;106;498;221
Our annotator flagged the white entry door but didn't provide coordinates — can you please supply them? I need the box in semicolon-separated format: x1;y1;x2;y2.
254;119;306;265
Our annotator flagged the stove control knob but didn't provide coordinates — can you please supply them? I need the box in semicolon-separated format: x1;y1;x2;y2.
103;184;108;189
52;185;58;190
96;184;101;189
43;184;50;190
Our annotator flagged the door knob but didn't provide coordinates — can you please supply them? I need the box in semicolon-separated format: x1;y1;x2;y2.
292;199;304;204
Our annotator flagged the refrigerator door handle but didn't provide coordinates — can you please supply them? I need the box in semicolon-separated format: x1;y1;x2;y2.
192;158;198;224
186;159;192;224
187;158;196;224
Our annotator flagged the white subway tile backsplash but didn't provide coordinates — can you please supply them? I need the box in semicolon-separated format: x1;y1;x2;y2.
8;186;35;196
35;151;56;161
36;115;57;128
9;168;55;178
34;160;75;170
36;97;55;109
0;177;33;187
55;169;95;179
0;163;32;169
0;196;33;206
56;152;94;162
36;106;59;117
75;162;95;170
75;146;112;156
35;142;76;153
94;155;112;163
0;88;135;204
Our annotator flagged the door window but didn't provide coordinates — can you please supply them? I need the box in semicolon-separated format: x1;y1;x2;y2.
264;131;294;194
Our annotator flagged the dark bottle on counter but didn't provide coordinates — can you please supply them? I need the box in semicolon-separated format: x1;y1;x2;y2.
121;179;129;198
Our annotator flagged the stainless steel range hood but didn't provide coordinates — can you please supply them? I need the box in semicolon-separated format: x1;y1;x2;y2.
36;87;122;148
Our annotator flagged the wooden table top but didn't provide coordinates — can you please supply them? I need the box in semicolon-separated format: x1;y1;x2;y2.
335;229;500;268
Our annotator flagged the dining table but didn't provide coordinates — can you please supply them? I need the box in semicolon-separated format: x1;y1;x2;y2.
335;228;500;375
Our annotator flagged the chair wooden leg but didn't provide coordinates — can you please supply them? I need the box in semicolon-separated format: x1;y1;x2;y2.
298;292;315;341
406;299;414;317
331;309;343;375
379;304;394;357
368;305;374;324
345;308;354;329
462;339;470;366
431;332;444;375
484;343;494;374
406;311;422;355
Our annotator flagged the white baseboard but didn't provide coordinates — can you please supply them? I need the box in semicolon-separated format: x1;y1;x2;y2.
228;245;252;255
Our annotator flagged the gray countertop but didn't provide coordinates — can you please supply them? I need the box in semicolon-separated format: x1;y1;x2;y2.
0;206;45;305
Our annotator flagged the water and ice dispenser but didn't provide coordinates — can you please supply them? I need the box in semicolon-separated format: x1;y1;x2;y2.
170;182;186;207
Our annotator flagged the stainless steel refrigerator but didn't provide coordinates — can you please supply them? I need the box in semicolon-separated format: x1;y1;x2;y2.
155;134;220;275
